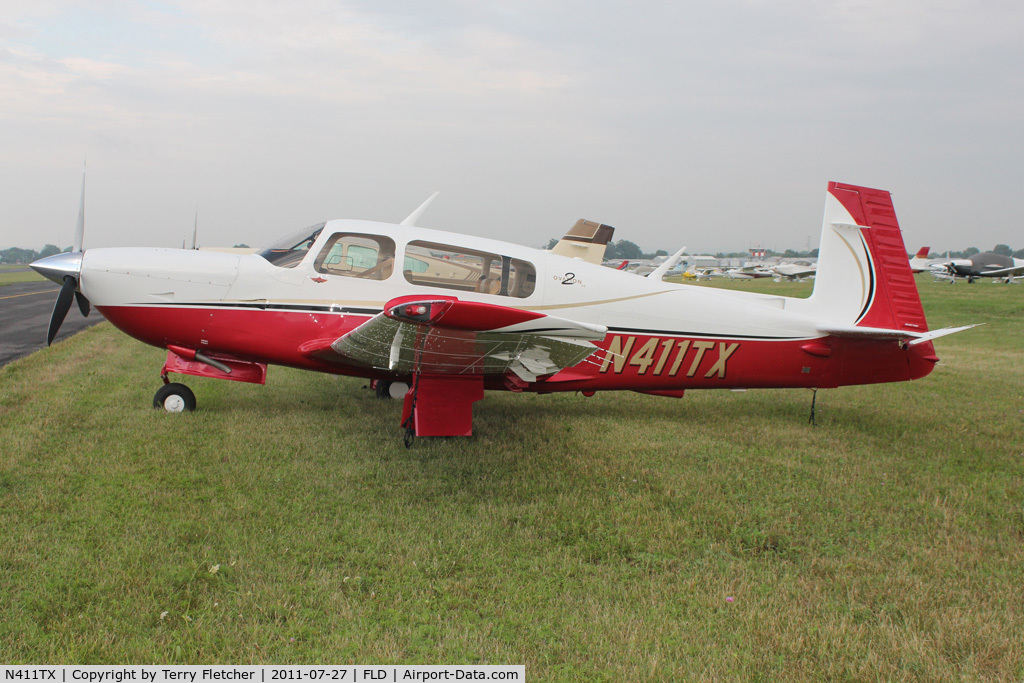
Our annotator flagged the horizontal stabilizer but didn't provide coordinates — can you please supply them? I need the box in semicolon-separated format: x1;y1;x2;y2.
830;221;871;231
818;323;981;345
974;265;1024;278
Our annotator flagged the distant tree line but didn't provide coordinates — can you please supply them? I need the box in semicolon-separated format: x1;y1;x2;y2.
0;245;68;264
933;244;1024;259
542;238;1024;261
714;248;820;259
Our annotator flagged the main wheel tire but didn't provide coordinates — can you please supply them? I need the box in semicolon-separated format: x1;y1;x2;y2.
388;381;410;399
374;380;393;399
154;383;197;413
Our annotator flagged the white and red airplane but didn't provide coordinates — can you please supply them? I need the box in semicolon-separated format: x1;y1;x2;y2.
32;181;974;442
909;246;933;273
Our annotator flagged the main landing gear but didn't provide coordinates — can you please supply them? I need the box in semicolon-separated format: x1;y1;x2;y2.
372;380;410;400
372;376;484;445
154;382;196;413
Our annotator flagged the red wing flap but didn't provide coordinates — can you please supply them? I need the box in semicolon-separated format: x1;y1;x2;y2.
402;374;484;437
163;350;267;384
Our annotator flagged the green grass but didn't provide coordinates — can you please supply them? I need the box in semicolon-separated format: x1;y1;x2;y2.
1;275;1022;679
0;266;44;285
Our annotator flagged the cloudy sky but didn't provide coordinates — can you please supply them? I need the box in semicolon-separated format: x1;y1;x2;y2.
2;0;1022;254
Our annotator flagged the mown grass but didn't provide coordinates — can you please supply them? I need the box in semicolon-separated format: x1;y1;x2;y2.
1;275;1022;679
0;268;45;285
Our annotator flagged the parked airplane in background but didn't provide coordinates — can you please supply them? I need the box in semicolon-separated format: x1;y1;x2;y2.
770;262;817;282
32;181;975;442
705;265;772;280
930;252;1024;283
686;267;715;281
930;269;957;284
909;246;933;273
603;258;667;275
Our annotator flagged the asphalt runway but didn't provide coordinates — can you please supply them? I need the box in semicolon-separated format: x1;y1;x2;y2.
0;280;105;367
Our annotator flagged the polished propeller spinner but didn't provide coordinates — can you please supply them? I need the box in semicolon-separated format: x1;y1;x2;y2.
30;169;91;346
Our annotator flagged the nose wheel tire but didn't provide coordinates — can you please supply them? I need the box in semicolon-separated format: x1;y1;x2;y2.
154;383;197;413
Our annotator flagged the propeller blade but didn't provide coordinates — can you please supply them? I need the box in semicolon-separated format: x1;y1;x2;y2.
75;290;90;317
47;276;77;346
73;165;86;253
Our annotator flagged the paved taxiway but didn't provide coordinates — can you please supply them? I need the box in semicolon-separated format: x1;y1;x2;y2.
0;280;104;367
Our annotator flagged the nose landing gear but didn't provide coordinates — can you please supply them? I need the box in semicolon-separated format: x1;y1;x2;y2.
154;382;196;412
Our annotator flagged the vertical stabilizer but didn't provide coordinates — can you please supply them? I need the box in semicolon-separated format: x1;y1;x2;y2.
796;183;928;333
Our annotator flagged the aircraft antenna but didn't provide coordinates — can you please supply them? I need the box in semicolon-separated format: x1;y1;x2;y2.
401;192;440;227
647;246;688;281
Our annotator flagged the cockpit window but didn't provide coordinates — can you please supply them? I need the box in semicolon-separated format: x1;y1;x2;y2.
313;233;397;280
258;223;325;268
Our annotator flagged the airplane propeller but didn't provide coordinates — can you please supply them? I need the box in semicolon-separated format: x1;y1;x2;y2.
47;276;78;346
31;167;91;346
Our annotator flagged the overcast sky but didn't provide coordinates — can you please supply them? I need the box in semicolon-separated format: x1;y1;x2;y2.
2;0;1022;254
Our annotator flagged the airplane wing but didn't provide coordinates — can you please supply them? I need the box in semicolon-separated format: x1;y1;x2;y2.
773;265;817;278
977;264;1024;278
328;296;608;383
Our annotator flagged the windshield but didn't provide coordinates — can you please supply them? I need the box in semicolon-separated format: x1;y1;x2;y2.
258;223;325;268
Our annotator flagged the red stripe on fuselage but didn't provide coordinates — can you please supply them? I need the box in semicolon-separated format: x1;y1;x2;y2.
549;332;934;392
97;306;934;391
98;304;372;374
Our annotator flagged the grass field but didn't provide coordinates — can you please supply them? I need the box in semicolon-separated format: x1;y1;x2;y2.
0;265;44;285
1;276;1022;679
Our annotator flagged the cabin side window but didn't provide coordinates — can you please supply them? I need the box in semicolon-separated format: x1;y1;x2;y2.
402;241;536;298
258;223;325;268
507;257;537;298
313;233;397;280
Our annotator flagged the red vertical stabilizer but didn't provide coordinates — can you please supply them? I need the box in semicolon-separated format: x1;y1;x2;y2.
827;182;929;334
